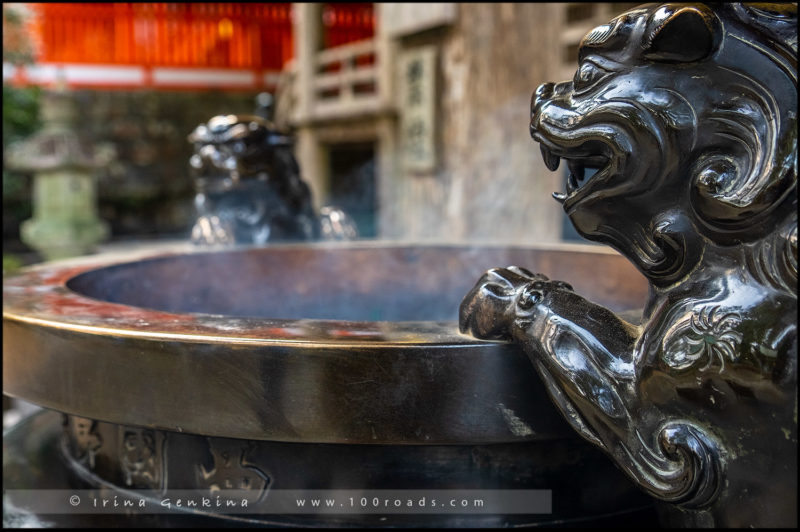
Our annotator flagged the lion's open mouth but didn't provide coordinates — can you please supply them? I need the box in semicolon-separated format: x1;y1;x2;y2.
538;140;611;204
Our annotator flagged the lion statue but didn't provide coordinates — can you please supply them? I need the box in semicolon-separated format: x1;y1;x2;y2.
188;114;357;245
460;3;796;527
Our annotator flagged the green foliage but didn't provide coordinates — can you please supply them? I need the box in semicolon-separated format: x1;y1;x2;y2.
3;85;40;224
3;84;40;146
3;254;24;275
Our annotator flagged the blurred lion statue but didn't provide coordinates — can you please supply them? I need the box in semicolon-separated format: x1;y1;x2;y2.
188;114;357;245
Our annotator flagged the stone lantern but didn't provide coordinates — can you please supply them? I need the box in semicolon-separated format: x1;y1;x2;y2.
5;89;111;261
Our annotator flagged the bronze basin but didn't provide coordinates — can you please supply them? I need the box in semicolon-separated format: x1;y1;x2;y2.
3;242;655;526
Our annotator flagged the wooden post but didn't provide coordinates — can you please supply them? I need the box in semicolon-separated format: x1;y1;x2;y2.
293;3;321;123
375;3;396;110
292;3;328;208
372;4;400;239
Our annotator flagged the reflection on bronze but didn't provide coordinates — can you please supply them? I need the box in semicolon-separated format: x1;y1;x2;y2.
461;3;796;527
188;114;357;245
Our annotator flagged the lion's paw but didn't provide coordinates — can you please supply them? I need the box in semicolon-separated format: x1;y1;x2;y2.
459;266;573;340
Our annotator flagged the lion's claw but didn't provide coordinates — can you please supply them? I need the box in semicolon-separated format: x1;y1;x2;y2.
460;267;574;338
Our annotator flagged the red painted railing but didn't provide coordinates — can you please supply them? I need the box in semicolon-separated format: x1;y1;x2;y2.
12;3;375;90
322;3;375;49
29;3;294;70
28;3;375;68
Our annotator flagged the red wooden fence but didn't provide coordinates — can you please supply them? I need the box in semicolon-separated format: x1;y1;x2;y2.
30;3;294;70
9;3;375;90
322;3;375;48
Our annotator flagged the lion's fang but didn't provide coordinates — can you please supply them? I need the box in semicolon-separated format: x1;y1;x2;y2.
567;159;585;181
541;145;560;171
568;172;579;192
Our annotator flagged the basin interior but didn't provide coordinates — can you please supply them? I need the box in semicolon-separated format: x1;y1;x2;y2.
65;244;648;322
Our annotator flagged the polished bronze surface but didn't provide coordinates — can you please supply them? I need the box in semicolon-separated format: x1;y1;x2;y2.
461;3;797;528
4;243;655;526
4;242;648;444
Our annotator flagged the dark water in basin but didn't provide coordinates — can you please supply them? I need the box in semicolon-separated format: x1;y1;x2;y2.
66;245;647;322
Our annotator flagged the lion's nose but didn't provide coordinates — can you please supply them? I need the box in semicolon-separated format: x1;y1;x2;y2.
532;82;555;112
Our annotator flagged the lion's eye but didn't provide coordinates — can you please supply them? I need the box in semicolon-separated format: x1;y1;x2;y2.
573;61;608;92
518;285;542;310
